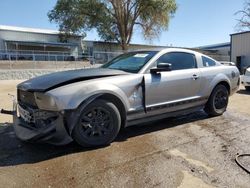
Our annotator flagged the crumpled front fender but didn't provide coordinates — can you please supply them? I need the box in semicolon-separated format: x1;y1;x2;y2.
47;82;131;111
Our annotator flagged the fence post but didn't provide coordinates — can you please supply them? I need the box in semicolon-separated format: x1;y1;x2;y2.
9;59;11;69
32;51;35;61
56;56;58;70
8;53;12;69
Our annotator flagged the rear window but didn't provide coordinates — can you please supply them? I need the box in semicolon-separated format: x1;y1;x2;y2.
202;56;217;67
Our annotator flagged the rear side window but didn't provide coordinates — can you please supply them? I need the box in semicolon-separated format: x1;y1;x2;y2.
157;52;197;71
202;56;217;67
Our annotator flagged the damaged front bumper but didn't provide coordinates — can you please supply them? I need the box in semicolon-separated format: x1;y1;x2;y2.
13;103;73;145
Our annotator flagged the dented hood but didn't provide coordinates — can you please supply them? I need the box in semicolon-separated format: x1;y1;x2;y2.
17;68;129;92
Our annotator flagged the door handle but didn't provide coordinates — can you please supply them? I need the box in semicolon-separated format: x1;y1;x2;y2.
192;74;199;80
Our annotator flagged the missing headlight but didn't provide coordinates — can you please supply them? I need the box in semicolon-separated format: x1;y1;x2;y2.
34;92;58;111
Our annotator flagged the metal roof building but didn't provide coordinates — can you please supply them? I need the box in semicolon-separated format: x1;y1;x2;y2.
198;42;231;61
0;25;83;61
231;31;250;74
0;25;232;64
198;42;230;54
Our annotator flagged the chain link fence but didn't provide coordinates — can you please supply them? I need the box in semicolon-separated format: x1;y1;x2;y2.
0;50;123;70
0;49;230;70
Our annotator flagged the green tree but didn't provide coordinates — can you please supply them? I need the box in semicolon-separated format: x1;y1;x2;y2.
48;0;177;50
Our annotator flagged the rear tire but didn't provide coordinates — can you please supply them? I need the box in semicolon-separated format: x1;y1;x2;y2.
204;85;229;117
245;86;250;91
72;99;121;147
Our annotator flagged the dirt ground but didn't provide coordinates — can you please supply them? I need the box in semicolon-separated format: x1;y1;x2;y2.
0;80;250;187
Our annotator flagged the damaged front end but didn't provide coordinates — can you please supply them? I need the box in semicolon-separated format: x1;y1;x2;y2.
12;89;73;145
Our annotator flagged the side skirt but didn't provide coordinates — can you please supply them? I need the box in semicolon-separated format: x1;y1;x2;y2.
126;105;204;127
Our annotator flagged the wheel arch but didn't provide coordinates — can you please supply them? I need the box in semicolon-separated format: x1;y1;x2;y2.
208;73;232;98
215;81;231;95
65;92;128;135
96;93;127;129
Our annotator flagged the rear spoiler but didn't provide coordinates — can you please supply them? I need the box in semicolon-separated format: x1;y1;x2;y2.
220;61;236;66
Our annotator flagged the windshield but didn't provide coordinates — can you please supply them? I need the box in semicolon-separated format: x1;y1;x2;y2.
102;51;158;73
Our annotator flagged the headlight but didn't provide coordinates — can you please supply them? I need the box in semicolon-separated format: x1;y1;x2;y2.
34;92;58;111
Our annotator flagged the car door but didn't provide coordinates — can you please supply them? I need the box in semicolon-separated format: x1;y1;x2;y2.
144;52;202;114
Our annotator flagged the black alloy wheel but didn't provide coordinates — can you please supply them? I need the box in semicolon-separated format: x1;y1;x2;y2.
72;99;121;147
214;89;228;110
204;85;229;116
80;107;113;138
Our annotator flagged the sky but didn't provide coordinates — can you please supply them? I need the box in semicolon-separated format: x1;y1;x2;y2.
0;0;246;47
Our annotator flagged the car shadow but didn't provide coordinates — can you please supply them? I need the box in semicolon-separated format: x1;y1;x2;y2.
237;89;250;95
0;111;209;167
116;110;208;142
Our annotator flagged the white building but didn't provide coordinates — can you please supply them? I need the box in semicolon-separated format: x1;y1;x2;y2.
231;31;250;74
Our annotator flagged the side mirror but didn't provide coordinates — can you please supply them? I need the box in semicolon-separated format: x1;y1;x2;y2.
150;63;172;74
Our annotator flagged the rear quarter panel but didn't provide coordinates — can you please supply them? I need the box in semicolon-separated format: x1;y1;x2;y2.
199;65;239;97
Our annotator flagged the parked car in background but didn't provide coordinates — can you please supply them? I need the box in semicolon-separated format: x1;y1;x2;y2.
13;48;240;147
242;67;250;91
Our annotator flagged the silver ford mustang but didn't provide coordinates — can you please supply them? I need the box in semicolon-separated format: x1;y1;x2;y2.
14;48;240;147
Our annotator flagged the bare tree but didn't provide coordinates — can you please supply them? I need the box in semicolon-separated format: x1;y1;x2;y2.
235;0;250;31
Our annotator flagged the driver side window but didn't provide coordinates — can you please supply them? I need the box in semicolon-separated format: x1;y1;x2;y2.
157;52;197;71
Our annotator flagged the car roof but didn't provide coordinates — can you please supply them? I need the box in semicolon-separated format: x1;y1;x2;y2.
129;48;202;56
138;48;207;74
159;48;201;55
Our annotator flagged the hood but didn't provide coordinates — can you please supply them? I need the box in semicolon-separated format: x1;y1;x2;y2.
17;68;129;92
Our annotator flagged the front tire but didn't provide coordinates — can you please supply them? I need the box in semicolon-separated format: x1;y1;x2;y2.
72;99;121;147
204;85;229;117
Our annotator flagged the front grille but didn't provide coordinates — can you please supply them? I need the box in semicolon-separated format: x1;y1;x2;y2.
18;103;58;128
18;89;37;108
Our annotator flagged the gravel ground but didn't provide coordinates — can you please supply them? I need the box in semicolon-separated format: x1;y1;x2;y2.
0;61;91;70
0;66;102;80
0;61;102;80
0;81;250;187
0;70;58;80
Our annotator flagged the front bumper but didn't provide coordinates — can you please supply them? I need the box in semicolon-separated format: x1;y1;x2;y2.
13;103;73;145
